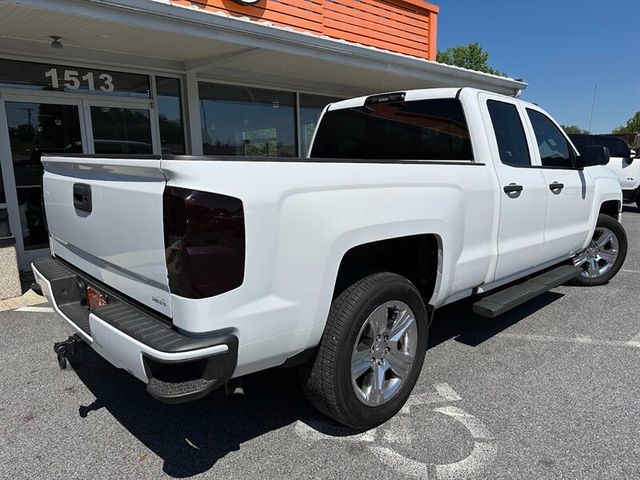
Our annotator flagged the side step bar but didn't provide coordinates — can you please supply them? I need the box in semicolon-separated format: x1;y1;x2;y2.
472;265;582;318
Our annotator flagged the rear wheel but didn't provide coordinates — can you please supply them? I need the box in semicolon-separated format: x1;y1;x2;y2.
572;214;627;286
301;272;428;429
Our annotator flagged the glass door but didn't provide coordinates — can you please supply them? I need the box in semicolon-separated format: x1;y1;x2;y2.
1;99;86;270
0;94;156;273
84;100;156;154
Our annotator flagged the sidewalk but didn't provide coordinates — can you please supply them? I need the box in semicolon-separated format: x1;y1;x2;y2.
0;289;47;312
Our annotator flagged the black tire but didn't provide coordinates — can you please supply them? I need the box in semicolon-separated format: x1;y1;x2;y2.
301;272;428;429
571;214;627;286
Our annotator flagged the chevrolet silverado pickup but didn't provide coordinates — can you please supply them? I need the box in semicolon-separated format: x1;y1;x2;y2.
33;88;627;429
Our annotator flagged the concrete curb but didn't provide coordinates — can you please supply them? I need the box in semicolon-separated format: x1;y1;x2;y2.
0;290;48;312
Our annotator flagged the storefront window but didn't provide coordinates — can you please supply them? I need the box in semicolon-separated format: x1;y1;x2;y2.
0;162;5;205
156;77;186;154
91;107;153;154
0;208;10;239
0;59;150;98
5;101;83;250
0;164;8;238
199;83;296;157
299;94;341;156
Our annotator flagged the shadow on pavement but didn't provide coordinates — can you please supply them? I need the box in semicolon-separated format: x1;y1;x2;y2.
68;290;564;477
70;351;316;478
622;205;639;214
428;291;564;349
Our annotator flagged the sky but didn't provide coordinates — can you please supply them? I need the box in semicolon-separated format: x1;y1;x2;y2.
437;0;640;133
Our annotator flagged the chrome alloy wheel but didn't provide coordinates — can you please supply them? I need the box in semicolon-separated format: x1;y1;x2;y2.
350;301;418;407
573;227;620;279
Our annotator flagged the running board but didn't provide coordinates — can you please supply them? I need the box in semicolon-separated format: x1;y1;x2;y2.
472;265;582;318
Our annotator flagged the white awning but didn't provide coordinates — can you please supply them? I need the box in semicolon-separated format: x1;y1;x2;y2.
0;0;527;97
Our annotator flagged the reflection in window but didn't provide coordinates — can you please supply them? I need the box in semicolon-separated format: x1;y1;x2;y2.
156;77;186;154
311;99;473;160
199;83;296;157
299;94;341;157
487;100;531;167
5;102;83;250
91;107;152;154
527;109;572;168
0;161;5;205
0;208;10;238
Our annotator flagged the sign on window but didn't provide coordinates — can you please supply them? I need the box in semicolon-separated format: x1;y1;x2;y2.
0;59;150;98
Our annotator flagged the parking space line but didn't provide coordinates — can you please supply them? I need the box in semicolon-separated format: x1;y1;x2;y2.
15;306;54;313
434;383;463;402
620;269;640;274
433;406;492;440
627;333;640;348
497;332;640;349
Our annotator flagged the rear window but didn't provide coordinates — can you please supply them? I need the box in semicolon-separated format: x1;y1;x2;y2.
569;135;630;158
310;98;473;161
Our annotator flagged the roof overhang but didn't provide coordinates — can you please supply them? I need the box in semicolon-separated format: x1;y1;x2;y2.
0;0;527;97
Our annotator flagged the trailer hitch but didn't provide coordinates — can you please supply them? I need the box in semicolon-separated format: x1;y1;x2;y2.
53;334;86;370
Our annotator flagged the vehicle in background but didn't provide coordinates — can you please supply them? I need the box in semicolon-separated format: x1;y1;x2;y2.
33;88;626;429
569;134;640;208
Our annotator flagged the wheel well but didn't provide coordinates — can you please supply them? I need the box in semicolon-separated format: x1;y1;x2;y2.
334;234;439;303
599;200;620;219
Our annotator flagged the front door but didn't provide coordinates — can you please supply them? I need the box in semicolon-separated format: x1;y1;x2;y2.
1;100;86;270
480;93;549;282
523;107;594;262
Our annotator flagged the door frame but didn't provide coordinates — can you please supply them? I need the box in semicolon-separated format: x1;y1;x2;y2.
0;90;159;272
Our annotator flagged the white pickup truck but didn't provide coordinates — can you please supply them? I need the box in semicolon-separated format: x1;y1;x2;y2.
569;134;640;208
34;88;627;429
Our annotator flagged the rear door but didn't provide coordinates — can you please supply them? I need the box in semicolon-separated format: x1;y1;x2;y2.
480;93;548;280
42;155;171;316
524;107;594;263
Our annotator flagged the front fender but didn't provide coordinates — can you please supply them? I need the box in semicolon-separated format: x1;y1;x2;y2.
585;166;624;247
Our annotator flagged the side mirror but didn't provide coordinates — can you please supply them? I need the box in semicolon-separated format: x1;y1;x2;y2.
576;145;610;169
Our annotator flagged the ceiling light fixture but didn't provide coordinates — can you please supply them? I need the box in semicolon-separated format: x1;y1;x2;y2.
49;36;63;49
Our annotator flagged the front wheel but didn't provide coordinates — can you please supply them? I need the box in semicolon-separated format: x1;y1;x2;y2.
571;214;627;286
301;272;428;429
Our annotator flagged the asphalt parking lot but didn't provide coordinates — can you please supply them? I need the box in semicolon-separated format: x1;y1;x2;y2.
1;207;639;480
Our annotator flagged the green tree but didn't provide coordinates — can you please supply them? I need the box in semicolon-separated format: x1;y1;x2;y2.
436;42;504;76
561;124;590;134
613;111;640;134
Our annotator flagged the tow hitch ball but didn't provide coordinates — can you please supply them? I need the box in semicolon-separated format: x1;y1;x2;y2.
53;334;85;370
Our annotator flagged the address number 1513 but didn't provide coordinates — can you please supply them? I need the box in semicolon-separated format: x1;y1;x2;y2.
44;68;115;93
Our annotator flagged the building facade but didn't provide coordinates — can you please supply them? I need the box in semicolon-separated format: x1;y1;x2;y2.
0;0;526;296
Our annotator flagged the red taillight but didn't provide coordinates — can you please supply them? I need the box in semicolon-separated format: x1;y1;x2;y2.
163;187;245;299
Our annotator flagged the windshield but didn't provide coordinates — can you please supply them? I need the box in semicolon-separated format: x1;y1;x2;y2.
569;135;631;158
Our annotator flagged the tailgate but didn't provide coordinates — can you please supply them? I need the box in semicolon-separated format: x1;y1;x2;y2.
42;156;172;317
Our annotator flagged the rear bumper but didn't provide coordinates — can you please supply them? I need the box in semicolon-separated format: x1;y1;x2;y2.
32;256;238;404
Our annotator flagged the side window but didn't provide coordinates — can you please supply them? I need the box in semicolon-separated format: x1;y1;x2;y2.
526;109;573;168
487;100;531;167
